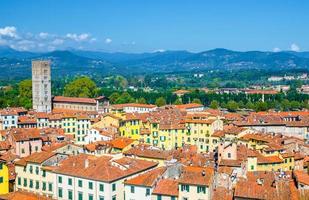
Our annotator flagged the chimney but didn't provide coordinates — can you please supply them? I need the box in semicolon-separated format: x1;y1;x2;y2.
85;159;89;168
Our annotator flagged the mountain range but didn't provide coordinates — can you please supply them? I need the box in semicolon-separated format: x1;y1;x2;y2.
0;46;308;79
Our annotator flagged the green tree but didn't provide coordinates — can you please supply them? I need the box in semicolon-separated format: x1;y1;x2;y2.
255;101;268;111
116;92;135;104
174;98;182;105
226;100;239;112
245;101;255;110
18;79;32;109
64;77;97;98
290;100;301;110
113;75;128;89
19;79;32;98
281;99;291;111
192;98;202;104
137;97;147;104
155;97;166;107
209;100;219;109
109;92;120;104
238;100;245;109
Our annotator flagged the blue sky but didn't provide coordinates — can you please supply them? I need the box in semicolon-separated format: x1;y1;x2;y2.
0;0;308;52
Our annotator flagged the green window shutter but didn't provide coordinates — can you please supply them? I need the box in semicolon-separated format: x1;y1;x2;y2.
99;184;104;192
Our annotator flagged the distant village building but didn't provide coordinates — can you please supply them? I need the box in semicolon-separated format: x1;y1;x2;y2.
173;89;190;97
32;60;52;113
111;103;157;113
268;76;284;82
52;96;109;113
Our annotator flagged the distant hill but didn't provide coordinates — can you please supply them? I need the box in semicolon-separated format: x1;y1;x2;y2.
0;46;308;79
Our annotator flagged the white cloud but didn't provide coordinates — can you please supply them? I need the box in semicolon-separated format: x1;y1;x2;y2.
154;49;166;53
273;47;281;52
105;38;112;44
51;38;64;45
290;43;300;52
0;38;7;45
0;26;18;38
0;26;100;51
39;32;49;39
66;33;90;42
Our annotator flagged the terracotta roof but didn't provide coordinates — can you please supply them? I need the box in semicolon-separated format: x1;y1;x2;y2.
18;116;37;124
178;166;214;186
112;103;156;109
244;89;278;95
0;141;10;150
152;178;179;197
294;170;309;186
125;167;166;187
42;142;69;152
234;180;277;200
217;166;234;175
15;151;56;166
175;103;203;110
53;96;96;104
212;130;225;138
0;191;51;200
109;137;135;149
0;152;18;163
124;144;172;160
219;159;242;167
212;187;233;200
9;128;41;142
257;155;283;164
53;154;158;182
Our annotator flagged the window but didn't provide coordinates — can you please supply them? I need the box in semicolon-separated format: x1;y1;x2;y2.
0;163;2;169
42;182;46;191
88;194;93;200
35;167;39;175
88;181;93;189
78;192;83;200
227;153;231;158
112;195;116;200
146;188;150;196
42;170;46;177
251;165;254;170
0;177;3;183
29;179;33;188
99;183;104;192
35;181;39;189
29;166;33;173
112;183;116;191
181;184;189;192
197;186;206;193
78;180;83;187
58;176;62;184
58;188;63;198
99;196;104;200
18;177;21;185
171;197;176;200
23;178;27;187
130;186;135;193
68;178;72;186
157;195;162;200
48;183;53;191
68;190;73;200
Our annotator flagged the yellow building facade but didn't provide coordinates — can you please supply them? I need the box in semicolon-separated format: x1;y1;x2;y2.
0;161;9;194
